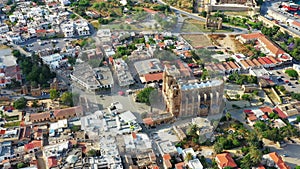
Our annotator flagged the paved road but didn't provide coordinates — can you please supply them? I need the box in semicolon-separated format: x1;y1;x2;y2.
264;138;300;168
261;0;300;37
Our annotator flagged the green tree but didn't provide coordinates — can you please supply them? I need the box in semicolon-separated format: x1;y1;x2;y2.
136;87;155;105
235;94;240;99
253;90;259;96
87;149;97;157
70;14;77;19
184;152;193;162
295;166;300;169
50;89;59;100
12;49;21;58
187;124;199;137
242;94;252;101
32;100;39;108
213;142;223;154
17;162;26;169
269;112;279;119
248;145;262;165
13;97;27;109
61;92;73;106
259;98;265;103
285;69;298;78
224;167;233;169
225;112;232;121
297;116;300;123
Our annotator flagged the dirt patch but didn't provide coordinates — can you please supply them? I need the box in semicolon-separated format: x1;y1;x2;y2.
181;34;212;48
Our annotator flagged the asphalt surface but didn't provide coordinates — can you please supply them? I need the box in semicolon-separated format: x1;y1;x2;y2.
261;0;300;36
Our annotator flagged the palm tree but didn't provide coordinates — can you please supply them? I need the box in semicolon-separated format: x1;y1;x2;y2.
185;152;193;162
248;145;262;165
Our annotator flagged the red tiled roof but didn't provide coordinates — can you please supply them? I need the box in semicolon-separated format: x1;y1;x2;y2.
164;159;172;168
216;153;237;168
24;140;42;151
273;107;287;119
240;60;250;68
48;157;58;168
240;32;263;40
143;117;154;125
175;162;185;169
248;114;257;121
228;61;239;69
258;36;285;56
163;154;171;160
268;56;279;64
262;57;273;64
0;129;6;135
244;109;253;113
216;63;226;71
131;132;137;139
223;62;232;70
53;106;82;119
143;72;163;83
246;59;255;67
269;152;290;169
151;165;159;169
292;21;300;28
36;29;47;33
158;42;165;48
258;58;267;65
260;106;273;114
30;112;50;122
257;164;266;169
143;8;158;14
252;58;261;66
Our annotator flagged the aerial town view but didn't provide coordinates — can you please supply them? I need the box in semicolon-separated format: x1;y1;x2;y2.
1;0;300;168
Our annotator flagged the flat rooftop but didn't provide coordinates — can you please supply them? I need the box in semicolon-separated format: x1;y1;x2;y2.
134;58;163;75
72;63;100;87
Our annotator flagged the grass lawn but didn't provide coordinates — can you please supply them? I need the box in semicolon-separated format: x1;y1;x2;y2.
223;11;249;17
181;34;212;48
5;115;19;121
4;121;21;128
181;19;232;33
99;23;157;31
91;20;100;29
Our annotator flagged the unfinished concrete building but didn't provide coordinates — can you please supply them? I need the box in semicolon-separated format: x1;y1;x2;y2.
162;61;224;117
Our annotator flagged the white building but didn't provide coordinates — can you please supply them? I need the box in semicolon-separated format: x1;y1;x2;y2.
6;33;24;44
293;64;300;74
0;23;9;34
61;21;74;37
60;0;71;6
75;20;90;36
41;53;63;69
113;58;135;87
188;159;203;169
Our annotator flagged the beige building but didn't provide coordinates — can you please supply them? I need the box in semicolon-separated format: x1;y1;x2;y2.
162;61;224;117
